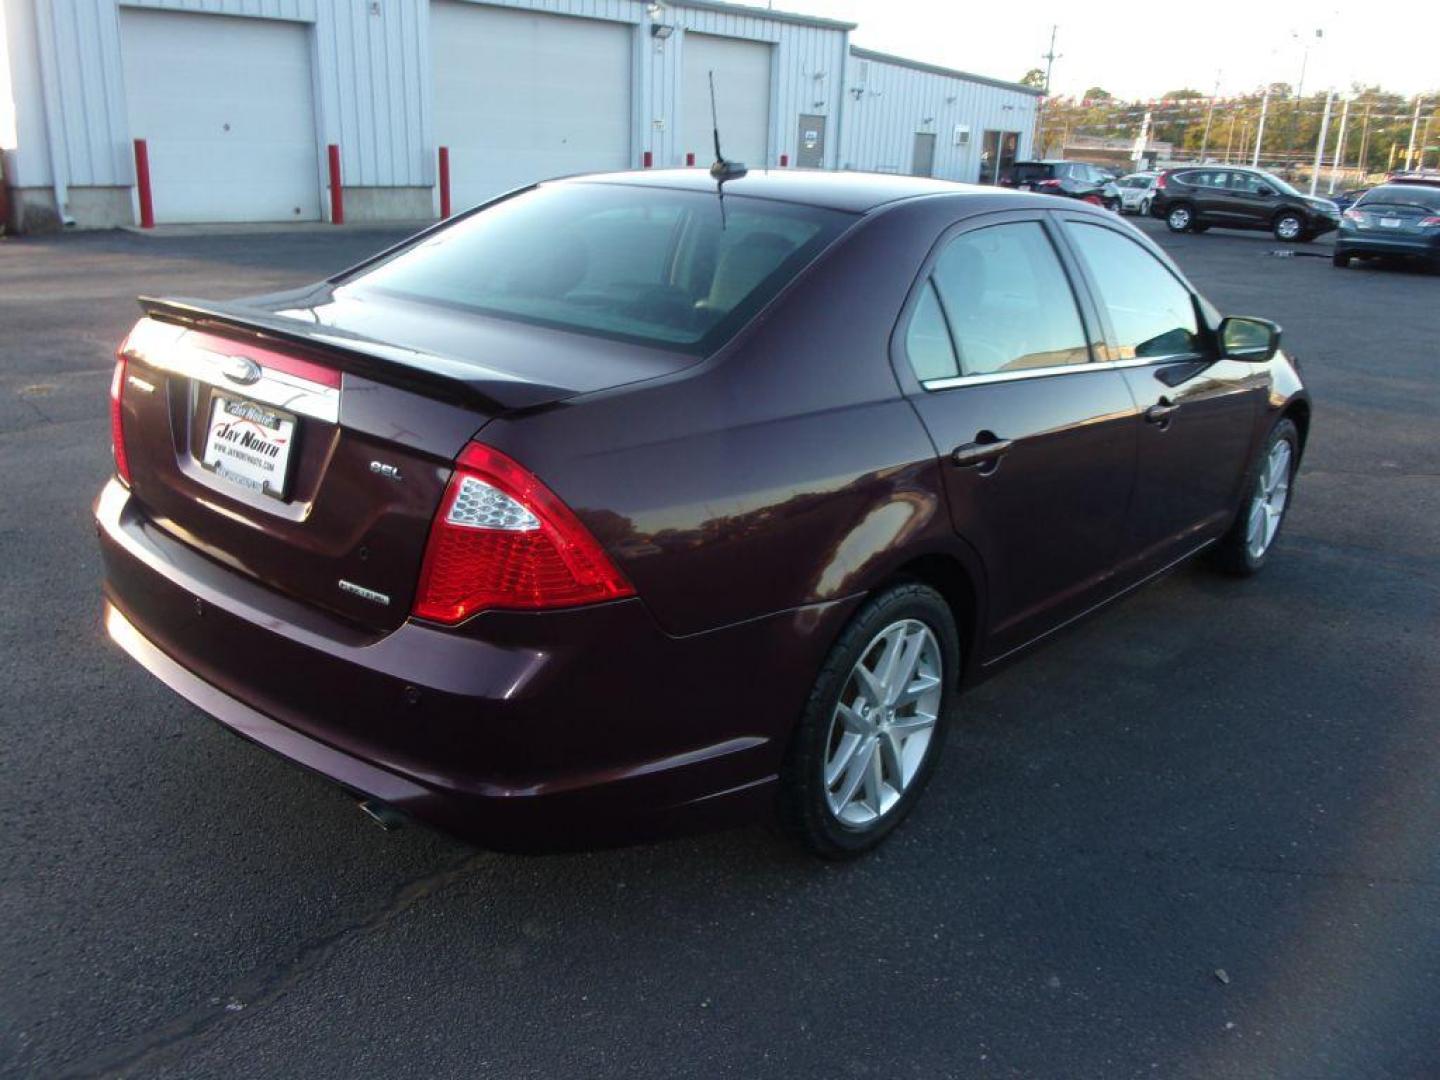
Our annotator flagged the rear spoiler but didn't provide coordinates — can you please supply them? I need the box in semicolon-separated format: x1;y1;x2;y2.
136;295;573;413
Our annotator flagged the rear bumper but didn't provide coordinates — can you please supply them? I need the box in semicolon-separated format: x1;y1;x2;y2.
97;479;848;849
1336;233;1440;258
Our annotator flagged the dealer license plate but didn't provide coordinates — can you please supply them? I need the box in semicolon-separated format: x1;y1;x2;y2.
202;394;297;499
1380;217;1402;228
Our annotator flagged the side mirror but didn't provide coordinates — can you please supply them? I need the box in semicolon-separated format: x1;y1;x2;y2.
1255;186;1274;197
1219;316;1281;363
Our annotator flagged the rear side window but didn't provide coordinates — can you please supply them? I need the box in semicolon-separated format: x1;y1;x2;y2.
1064;223;1200;360
344;184;852;354
906;221;1090;381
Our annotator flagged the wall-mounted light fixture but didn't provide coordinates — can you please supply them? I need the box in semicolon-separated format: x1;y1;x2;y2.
651;23;674;39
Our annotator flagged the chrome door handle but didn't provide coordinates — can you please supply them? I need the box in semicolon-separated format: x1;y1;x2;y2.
1145;401;1177;425
951;437;1013;469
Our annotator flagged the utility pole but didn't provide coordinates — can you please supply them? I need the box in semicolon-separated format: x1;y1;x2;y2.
1041;26;1060;96
1199;72;1222;160
1328;95;1351;193
1405;97;1424;170
1310;90;1333;194
1253;87;1270;168
1224;112;1237;163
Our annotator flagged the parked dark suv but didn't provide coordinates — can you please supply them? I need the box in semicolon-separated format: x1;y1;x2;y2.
1151;166;1341;241
1003;161;1110;204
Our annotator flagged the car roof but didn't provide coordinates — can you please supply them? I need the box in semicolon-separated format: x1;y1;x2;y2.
560;168;1030;214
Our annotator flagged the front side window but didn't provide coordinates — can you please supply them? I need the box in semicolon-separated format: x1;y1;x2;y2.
922;221;1091;378
342;184;852;355
1064;223;1200;360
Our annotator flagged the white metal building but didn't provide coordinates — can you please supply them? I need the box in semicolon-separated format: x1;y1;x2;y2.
0;0;1040;231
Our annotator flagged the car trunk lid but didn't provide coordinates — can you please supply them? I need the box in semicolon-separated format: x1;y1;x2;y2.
115;293;694;632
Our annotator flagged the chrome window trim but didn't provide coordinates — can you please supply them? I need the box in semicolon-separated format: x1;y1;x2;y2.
920;353;1201;391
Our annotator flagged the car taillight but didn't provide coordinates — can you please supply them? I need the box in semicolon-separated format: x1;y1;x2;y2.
109;351;132;486
412;442;635;624
1039;178;1061;189
1155;173;1167;190
1420;216;1440;227
1343;209;1365;222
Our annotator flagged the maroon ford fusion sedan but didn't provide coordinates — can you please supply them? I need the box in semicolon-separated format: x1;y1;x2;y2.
97;169;1309;857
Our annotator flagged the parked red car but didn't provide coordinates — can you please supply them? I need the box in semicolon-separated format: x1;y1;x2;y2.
99;170;1309;857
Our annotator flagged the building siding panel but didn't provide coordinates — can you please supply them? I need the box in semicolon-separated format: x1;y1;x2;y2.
8;0;1036;225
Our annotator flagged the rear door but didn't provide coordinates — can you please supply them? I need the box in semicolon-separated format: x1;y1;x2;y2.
1055;216;1264;576
1227;170;1276;226
895;211;1138;659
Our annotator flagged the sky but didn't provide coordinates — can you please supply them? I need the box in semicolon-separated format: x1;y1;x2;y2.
777;0;1436;100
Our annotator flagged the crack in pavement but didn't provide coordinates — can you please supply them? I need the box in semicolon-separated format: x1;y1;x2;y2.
57;850;494;1080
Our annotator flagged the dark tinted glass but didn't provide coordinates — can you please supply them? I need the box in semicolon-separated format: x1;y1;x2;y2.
930;222;1090;377
1013;163;1056;182
345;184;852;354
1064;223;1200;360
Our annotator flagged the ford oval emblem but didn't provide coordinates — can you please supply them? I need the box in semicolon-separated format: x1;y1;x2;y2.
221;355;262;385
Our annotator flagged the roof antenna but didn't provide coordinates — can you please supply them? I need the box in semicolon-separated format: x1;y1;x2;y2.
707;70;747;227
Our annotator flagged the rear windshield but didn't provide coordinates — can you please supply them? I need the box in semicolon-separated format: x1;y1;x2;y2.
1012;163;1057;181
342;184;853;354
1358;185;1440;210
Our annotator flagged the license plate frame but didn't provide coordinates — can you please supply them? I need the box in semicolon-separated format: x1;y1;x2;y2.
1380;216;1403;228
201;392;298;501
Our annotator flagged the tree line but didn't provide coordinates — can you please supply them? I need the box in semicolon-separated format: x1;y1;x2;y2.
1017;71;1439;175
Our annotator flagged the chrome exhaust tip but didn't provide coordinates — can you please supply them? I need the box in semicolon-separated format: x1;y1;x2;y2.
356;798;408;831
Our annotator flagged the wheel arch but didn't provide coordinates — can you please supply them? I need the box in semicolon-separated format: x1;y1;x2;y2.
878;552;984;687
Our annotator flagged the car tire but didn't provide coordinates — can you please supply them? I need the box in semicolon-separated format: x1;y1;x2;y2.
1333;251;1351;268
1166;204;1195;232
1104;196;1121;212
1139;197;1152;217
1274;212;1306;242
1211;418;1300;577
779;582;959;859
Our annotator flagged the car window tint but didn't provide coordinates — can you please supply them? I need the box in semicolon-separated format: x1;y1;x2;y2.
345;184;852;355
1064;223;1200;360
1229;172;1267;194
930;222;1091;377
905;281;959;382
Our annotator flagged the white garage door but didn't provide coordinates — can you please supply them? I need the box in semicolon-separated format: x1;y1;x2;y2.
119;11;320;223
682;34;772;169
432;2;632;212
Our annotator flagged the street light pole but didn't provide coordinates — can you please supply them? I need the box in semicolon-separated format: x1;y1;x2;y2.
1253;87;1270;168
1405;97;1424;171
1198;71;1221;161
1310;90;1333;195
1328;95;1351;193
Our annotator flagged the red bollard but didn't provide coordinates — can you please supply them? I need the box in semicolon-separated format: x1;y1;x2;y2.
685;152;695;167
779;153;789;167
643;151;653;168
328;144;344;225
133;139;155;229
438;146;451;219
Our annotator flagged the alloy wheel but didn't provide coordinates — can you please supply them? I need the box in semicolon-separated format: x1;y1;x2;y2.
1276;215;1303;241
1246;440;1293;560
822;619;943;827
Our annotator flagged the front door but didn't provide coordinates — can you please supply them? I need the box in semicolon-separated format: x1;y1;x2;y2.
1056;215;1264;575
912;132;937;177
796;114;826;168
896;212;1138;659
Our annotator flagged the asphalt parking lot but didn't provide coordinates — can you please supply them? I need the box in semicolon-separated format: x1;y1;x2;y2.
2;214;1436;1079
